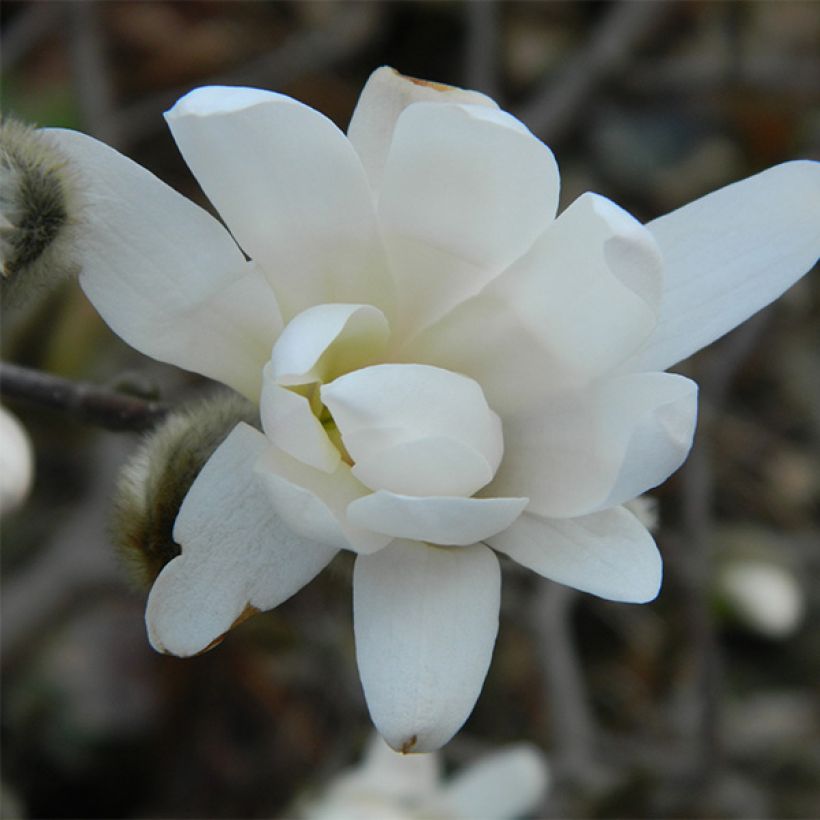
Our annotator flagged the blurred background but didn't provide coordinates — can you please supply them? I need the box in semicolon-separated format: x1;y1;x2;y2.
1;1;819;817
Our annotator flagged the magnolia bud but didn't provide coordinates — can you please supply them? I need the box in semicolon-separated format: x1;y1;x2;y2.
0;119;81;307
113;392;258;588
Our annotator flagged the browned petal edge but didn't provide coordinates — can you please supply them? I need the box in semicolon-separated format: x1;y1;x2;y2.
195;603;260;656
400;734;418;754
391;67;453;93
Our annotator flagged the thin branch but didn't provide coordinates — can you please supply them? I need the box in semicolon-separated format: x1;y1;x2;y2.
1;361;169;432
516;0;672;143
464;0;501;100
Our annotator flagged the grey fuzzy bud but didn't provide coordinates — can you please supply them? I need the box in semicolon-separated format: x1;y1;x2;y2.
1;119;81;307
113;392;258;588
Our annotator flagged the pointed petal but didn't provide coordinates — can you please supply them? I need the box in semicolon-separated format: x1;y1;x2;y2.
348;492;528;546
165;86;393;321
255;443;391;554
347;66;498;192
625;160;820;372
401;192;662;414
146;423;337;657
269;303;390;386
378;102;559;338
488;506;661;603
322;364;502;497
354;540;500;752
434;744;549;820
487;372;697;519
46;129;282;401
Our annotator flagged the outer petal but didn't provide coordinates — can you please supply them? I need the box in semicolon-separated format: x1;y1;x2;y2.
165;86;393;321
488;506;662;603
347;66;498;192
487;372;697;518
321;364;503;497
269;303;390;386
146;423;337;657
348;492;528;546
400;192;663;415
624;160;820;372
378;102;560;338
433;744;549;820
0;406;34;515
354;540;500;752
255;443;392;555
47;129;282;401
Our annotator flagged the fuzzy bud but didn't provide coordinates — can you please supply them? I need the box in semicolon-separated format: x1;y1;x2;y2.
0;119;81;307
113;392;258;588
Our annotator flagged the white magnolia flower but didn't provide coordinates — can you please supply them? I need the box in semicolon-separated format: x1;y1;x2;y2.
0;405;34;515
297;733;548;820
42;67;819;751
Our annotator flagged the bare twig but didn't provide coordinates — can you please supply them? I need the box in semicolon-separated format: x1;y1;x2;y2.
532;580;603;786
1;362;168;432
516;0;672;143
464;0;501;100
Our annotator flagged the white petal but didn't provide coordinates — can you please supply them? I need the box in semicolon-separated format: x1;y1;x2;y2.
165;86;394;322
347;66;498;192
354;540;500;752
259;377;339;473
624;160;820;372
350;733;441;799
487;372;697;518
348;492;528;546
255;443;391;554
321;364;503;496
434;744;549;820
0;406;34;515
488;506;662;603
269;303;390;386
378;102;559;338
401;192;662;415
46;129;282;401
146;423;337;657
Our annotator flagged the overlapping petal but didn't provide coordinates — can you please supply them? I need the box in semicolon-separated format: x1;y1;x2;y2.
347;492;528;546
354;540;500;752
46;129;282;401
486;372;697;518
146;424;337;657
401;192;663;415
255;443;392;554
487;506;661;603
165;86;394;322
624;160;820;372
347;66;498;192
378;102;560;338
321;364;503;496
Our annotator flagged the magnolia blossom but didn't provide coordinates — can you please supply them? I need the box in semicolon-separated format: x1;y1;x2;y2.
44;67;819;752
297;734;548;820
0;405;34;515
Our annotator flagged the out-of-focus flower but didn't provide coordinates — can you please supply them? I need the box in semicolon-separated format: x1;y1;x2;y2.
37;67;819;750
0;405;34;515
719;561;805;638
297;733;548;820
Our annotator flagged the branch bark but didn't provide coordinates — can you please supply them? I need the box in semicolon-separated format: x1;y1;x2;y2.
1;362;169;432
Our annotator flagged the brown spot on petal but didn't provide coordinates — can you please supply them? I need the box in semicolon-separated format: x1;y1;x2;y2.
195;603;260;656
391;68;453;93
400;735;418;754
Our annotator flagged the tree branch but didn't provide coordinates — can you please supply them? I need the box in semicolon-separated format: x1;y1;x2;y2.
1;361;169;432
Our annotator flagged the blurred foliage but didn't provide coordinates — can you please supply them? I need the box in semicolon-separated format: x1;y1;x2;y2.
1;1;818;818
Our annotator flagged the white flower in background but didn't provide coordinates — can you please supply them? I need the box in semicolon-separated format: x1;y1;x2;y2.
297;733;548;820
720;561;805;639
0;405;34;515
41;67;819;751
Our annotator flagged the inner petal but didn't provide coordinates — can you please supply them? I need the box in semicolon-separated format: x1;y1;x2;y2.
321;363;503;497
